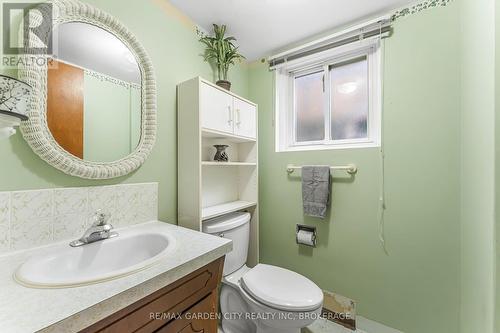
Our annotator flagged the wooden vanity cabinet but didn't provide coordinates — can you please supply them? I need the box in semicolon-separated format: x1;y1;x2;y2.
80;257;224;333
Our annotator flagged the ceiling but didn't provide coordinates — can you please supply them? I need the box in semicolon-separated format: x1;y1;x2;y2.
169;0;415;61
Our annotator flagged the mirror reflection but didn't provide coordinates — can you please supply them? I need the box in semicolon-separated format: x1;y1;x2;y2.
48;22;141;162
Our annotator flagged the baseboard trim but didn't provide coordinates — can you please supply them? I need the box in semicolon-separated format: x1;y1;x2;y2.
322;308;356;330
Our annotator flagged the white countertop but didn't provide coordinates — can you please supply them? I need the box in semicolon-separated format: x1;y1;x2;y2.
0;221;232;333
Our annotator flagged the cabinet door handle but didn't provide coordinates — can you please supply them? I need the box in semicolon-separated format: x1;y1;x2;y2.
236;109;241;126
227;106;233;124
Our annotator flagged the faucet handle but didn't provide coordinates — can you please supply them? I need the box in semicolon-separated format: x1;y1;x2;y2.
92;210;111;226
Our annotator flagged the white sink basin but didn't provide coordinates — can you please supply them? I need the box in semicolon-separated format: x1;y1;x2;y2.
15;229;176;288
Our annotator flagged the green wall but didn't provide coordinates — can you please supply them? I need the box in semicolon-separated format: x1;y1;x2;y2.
0;0;249;223
83;73;136;162
249;4;462;333
495;0;500;331
495;1;500;326
459;0;496;332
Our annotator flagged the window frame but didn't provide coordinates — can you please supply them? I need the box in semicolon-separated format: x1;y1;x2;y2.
275;38;382;152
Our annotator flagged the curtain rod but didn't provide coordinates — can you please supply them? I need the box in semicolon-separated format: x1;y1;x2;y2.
269;24;392;68
268;15;392;60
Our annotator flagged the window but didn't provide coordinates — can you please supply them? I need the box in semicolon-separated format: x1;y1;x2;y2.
275;39;381;152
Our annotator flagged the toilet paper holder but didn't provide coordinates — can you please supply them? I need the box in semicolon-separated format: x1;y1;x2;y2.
296;224;317;247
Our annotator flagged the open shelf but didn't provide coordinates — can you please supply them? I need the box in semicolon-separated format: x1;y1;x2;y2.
202;128;256;143
202;161;257;166
202;136;257;165
202;200;257;220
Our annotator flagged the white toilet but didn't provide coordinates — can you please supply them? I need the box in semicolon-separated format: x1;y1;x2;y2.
203;212;323;333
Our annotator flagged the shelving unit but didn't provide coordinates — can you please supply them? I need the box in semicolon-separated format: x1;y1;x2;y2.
177;77;259;267
202;128;256;143
202;200;257;220
202;161;257;166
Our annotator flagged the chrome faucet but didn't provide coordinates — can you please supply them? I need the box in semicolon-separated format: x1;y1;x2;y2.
69;210;118;247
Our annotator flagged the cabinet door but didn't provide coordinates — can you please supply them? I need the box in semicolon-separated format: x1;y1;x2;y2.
233;98;257;139
156;295;217;333
200;83;234;134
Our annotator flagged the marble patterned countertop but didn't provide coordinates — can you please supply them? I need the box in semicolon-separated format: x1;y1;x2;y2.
0;221;232;333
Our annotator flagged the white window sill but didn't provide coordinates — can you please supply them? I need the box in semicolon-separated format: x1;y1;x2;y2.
277;142;380;153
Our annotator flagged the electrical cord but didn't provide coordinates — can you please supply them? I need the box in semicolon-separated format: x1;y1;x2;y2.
378;23;388;255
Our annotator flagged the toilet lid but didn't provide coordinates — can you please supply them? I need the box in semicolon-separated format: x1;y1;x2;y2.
240;264;323;312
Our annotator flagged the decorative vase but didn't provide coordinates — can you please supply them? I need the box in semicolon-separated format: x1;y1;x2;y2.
216;80;231;91
213;145;229;162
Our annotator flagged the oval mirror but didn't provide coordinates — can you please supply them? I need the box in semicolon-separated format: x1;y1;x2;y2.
19;0;157;179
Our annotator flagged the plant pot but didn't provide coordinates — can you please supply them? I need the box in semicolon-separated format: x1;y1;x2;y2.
216;80;231;91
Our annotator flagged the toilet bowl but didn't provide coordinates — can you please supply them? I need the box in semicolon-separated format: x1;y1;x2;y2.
203;212;323;333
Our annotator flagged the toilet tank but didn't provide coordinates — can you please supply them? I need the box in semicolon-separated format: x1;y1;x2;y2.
202;212;250;276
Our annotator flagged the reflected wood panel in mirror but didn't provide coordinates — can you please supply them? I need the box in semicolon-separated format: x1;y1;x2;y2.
47;60;84;159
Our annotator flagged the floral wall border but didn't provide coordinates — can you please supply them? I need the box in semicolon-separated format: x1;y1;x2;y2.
83;68;141;90
391;0;454;21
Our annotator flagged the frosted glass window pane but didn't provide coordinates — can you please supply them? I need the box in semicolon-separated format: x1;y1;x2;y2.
330;57;368;140
294;71;325;142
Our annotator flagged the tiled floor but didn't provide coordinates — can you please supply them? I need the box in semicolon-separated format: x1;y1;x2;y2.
304;318;366;333
218;318;366;333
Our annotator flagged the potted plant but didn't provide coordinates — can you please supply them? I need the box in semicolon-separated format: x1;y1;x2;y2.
198;24;245;91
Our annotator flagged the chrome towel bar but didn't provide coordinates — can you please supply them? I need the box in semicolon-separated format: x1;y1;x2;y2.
286;164;358;175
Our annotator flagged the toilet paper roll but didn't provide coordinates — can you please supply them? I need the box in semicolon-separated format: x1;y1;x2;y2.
297;230;315;247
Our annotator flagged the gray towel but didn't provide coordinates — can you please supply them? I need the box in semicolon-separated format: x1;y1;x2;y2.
302;166;331;219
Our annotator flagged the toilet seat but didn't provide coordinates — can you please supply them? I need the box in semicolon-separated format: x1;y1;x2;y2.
240;264;323;312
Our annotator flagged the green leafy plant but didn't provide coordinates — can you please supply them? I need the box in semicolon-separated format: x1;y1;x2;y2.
198;24;245;82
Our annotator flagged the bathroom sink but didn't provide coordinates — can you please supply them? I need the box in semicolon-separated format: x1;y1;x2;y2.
15;230;176;288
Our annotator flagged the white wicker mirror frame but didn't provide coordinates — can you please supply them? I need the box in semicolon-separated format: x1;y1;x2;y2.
18;0;157;179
